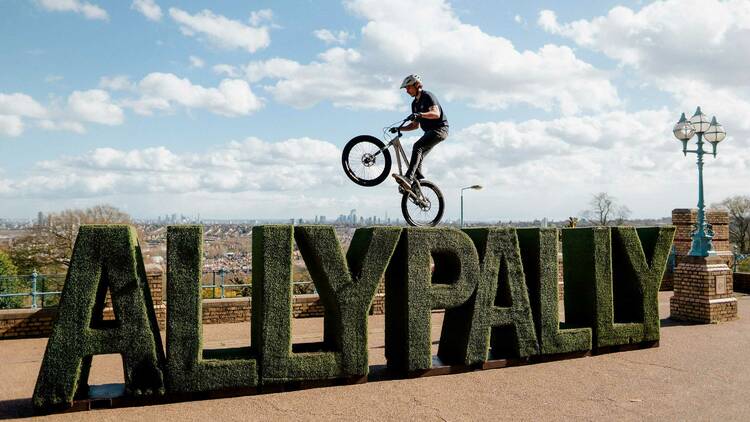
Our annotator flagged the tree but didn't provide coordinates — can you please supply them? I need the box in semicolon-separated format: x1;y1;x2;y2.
10;205;132;273
581;192;631;226
0;249;22;308
713;195;750;253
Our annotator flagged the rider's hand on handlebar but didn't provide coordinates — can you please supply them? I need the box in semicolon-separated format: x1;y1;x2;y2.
389;127;398;134
407;112;421;121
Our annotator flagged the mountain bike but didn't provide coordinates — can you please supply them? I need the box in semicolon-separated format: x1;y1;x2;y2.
341;117;445;226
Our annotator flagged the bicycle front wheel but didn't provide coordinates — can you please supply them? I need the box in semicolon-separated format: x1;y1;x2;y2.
401;180;445;227
342;135;392;187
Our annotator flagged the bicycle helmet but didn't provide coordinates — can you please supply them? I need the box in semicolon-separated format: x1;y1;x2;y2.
400;74;422;89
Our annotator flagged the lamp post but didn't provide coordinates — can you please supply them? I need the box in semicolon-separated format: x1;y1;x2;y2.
673;106;727;257
460;185;482;227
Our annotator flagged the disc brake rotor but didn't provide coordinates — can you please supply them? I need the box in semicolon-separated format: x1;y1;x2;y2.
361;153;375;167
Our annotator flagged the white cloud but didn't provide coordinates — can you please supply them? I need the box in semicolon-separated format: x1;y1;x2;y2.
36;0;108;21
3;105;749;220
37;119;86;134
314;29;352;45
248;49;401;110
0;93;47;137
0;115;24;137
189;55;205;68
128;72;263;116
249;9;273;26
67;90;124;125
212;64;240;77
99;75;135;91
9;137;341;197
0;93;48;118
131;0;162;21
242;0;619;114
538;0;750;140
169;8;271;53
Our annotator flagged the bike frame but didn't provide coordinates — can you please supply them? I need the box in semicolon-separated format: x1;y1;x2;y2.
385;134;411;176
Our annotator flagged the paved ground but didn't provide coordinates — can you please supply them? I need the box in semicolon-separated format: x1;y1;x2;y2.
2;292;750;421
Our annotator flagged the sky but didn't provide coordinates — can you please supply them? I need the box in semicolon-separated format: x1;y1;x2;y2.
1;0;749;222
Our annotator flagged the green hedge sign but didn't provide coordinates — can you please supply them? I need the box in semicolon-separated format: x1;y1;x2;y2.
32;224;674;411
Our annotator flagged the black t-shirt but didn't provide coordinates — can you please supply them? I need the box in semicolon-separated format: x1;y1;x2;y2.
411;90;448;132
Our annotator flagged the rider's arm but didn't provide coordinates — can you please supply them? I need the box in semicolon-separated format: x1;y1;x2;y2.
401;121;420;131
419;105;441;119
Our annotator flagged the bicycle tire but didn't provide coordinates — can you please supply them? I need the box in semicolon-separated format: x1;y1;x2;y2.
401;180;445;227
341;135;392;187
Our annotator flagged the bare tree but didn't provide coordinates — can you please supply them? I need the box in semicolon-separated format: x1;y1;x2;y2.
10;205;132;273
713;195;750;253
582;192;631;226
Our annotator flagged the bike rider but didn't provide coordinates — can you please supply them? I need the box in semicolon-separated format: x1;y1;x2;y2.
391;74;449;192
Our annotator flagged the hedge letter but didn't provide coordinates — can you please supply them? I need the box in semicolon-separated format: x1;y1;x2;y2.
33;225;165;411
439;228;538;365
294;225;400;376
165;226;258;393
517;228;591;355
562;226;674;349
385;228;480;372
252;225;342;384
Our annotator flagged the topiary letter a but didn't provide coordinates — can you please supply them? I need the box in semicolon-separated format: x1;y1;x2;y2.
33;225;165;411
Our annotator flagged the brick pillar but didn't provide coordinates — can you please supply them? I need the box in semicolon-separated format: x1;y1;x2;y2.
671;209;733;268
670;255;737;323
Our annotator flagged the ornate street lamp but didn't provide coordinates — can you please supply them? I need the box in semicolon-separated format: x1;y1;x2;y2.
460;185;482;227
673;107;727;256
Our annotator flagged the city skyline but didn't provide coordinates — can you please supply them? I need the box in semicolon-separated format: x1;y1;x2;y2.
1;1;749;221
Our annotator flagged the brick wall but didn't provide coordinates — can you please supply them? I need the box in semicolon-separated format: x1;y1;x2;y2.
200;291;386;325
202;298;250;324
734;272;750;293
0;276;389;338
0;307;57;339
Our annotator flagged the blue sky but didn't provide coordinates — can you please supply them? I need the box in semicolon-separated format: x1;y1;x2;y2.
1;0;748;221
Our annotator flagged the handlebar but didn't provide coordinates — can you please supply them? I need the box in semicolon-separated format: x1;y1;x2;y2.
384;115;415;137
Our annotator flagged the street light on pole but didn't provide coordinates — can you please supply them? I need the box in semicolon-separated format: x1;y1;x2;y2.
673;106;727;257
460;185;482;228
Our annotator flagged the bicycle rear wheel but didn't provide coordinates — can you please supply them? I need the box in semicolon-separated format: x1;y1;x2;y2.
401;180;444;227
342;135;392;187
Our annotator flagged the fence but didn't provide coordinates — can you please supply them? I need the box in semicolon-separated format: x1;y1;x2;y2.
0;270;317;309
0;272;66;309
200;269;316;298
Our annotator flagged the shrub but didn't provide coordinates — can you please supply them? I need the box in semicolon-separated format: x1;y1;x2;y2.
166;226;258;393
32;225;165;411
561;226;674;349
517;228;591;355
252;225;400;383
385;228;481;372
0;250;23;309
439;227;539;365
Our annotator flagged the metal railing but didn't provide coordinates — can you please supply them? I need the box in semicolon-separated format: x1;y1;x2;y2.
200;269;316;298
0;271;66;309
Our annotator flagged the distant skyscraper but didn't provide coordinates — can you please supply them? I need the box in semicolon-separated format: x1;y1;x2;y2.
37;211;44;226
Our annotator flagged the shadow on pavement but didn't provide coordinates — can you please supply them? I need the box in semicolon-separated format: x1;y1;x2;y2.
0;398;33;419
660;317;699;328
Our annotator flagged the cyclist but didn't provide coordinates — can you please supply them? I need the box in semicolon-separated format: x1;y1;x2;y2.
390;74;449;192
